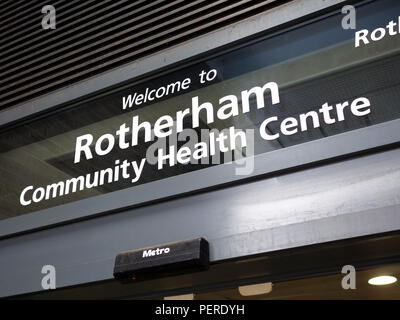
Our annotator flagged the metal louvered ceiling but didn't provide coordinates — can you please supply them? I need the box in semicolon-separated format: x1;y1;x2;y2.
0;0;280;112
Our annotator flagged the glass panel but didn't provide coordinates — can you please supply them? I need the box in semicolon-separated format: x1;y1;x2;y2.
193;264;400;300
0;0;399;219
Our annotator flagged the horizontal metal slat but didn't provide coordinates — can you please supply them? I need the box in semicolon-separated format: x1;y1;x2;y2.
0;0;121;53
0;0;214;84
0;0;66;35
0;0;44;20
0;0;183;72
0;0;279;110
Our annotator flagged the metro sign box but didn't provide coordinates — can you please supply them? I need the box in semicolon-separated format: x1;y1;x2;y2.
113;238;209;282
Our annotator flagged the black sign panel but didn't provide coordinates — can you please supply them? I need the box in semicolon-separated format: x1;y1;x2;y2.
113;238;209;281
1;0;399;222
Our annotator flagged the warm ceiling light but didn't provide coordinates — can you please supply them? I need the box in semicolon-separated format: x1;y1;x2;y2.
238;282;273;296
368;276;397;286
